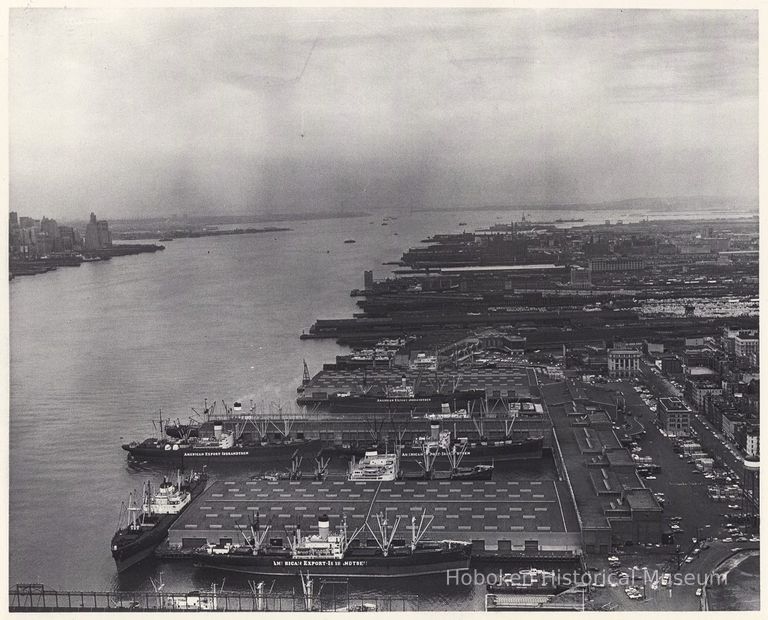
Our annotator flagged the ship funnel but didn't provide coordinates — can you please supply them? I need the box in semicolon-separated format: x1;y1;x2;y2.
213;422;223;439
441;403;451;415
401;375;407;387
430;422;440;441
318;514;330;540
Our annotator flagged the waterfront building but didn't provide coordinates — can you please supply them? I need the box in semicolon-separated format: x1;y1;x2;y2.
607;349;641;378
85;212;112;250
40;217;60;253
657;396;692;436
540;381;663;553
57;226;78;252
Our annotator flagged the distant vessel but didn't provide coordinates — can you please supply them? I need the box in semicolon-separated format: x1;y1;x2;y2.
344;239;356;244
111;470;208;572
158;236;174;242
193;512;472;577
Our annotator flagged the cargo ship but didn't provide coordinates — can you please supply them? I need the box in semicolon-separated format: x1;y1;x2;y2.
298;377;486;415
323;434;543;464
123;422;321;462
193;513;471;578
111;469;208;572
346;447;495;482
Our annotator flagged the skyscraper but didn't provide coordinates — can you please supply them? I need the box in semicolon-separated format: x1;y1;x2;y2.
84;212;111;250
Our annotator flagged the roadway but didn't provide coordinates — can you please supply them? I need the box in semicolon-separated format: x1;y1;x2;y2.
638;361;747;477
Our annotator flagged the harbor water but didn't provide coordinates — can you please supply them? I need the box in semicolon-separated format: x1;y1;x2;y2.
9;205;757;604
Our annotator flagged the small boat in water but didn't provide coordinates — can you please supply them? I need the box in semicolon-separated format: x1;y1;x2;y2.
344;239;356;244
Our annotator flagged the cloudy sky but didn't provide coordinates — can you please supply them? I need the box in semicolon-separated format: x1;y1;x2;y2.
9;8;758;219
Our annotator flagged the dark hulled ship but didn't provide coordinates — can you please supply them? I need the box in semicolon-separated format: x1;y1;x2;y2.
298;377;486;415
111;470;208;572
123;422;321;462
193;513;471;578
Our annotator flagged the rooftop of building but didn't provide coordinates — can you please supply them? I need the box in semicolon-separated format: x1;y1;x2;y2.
624;488;664;512
658;396;691;412
540;380;660;531
169;477;575;547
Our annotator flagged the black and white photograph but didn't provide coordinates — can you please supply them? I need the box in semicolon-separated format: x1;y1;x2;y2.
7;5;760;612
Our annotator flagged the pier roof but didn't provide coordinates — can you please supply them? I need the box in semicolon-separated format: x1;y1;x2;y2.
169;476;576;549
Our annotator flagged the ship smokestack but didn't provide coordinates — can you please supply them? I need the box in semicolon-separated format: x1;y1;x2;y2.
213;422;223;439
430;422;440;441
318;514;330;540
401;375;407;387
441;403;451;415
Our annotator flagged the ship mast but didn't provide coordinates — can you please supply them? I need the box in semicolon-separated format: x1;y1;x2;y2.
445;441;469;472
366;513;401;557
127;491;140;529
241;512;271;554
410;510;434;551
340;513;365;554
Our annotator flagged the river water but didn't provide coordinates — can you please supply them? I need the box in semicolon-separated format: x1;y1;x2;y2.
9;205;757;606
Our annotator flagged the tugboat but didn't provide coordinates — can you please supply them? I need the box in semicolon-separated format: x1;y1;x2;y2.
111;469;208;572
193;512;471;577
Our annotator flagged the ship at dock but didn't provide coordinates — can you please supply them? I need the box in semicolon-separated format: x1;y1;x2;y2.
123;414;321;462
323;421;543;464
297;376;486;415
124;397;546;465
111;469;208;572
193;512;471;578
347;444;495;482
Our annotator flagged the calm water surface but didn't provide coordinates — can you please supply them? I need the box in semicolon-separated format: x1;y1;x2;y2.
9;207;756;606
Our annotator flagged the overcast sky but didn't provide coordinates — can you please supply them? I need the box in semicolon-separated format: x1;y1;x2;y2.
9;8;758;220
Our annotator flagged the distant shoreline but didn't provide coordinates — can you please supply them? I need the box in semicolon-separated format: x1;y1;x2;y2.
63;210;372;231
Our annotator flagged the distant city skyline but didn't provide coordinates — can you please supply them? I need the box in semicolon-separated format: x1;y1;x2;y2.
10;8;758;220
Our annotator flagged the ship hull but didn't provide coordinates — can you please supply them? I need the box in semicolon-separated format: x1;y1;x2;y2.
323;437;544;463
194;546;471;578
123;440;322;462
111;475;208;572
299;391;486;415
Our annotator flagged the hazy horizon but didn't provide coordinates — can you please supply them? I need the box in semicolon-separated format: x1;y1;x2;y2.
10;8;758;220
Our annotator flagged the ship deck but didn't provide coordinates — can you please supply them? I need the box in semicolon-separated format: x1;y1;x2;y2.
168;472;581;553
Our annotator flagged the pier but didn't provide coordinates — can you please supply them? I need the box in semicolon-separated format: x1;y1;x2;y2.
165;474;582;555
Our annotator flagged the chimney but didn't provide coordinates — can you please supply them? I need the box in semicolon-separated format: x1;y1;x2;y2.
318;515;330;540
